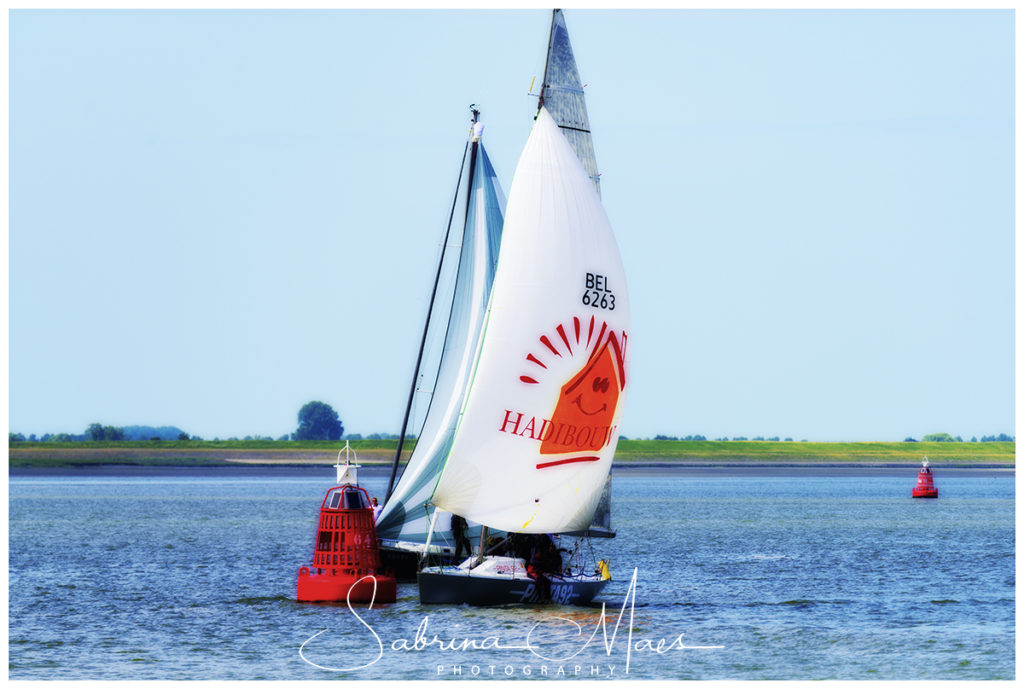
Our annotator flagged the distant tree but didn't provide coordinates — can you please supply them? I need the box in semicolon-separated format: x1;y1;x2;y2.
955;435;963;442
768;436;780;442
87;423;105;441
922;432;954;443
904;437;918;442
88;424;124;441
970;436;978;442
345;433;363;441
177;432;190;441
276;434;290;441
293;401;344;441
753;436;765;441
733;436;747;441
122;425;187;441
981;433;1014;442
784;437;793;442
9;432;25;442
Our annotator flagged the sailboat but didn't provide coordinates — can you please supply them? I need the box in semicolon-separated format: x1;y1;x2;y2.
375;10;626;605
415;10;629;606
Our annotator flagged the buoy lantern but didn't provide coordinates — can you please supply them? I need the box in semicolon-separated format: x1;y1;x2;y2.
296;484;397;603
911;457;938;499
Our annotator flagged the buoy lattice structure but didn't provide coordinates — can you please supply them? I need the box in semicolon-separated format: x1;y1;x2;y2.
296;484;397;603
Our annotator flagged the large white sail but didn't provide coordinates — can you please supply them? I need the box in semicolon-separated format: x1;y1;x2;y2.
430;106;629;534
376;137;505;542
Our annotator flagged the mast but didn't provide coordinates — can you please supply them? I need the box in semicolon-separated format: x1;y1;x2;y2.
473;525;489;568
384;107;482;504
465;106;482;228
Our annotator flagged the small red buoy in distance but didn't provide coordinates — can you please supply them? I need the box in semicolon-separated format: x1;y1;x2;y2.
911;457;938;499
296;450;396;603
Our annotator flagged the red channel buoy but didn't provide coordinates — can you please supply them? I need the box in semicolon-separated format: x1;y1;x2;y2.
296;483;397;603
911;457;938;499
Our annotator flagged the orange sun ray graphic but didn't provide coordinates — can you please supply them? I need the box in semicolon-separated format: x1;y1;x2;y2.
517;315;628;469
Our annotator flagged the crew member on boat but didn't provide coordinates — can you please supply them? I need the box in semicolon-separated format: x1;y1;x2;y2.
528;539;563;600
450;514;471;560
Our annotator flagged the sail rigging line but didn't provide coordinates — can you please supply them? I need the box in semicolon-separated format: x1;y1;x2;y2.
384;115;476;504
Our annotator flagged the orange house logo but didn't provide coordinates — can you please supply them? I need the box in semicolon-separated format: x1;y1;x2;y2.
498;315;628;469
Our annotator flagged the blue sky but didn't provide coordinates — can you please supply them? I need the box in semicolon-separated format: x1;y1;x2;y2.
9;9;1014;441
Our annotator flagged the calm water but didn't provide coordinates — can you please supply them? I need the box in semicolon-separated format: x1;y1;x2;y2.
9;467;1014;680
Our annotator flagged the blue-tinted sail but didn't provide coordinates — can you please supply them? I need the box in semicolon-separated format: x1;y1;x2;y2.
539;9;600;196
376;138;505;541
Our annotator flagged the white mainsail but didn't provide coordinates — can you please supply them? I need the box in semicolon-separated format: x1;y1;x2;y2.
430;106;629;534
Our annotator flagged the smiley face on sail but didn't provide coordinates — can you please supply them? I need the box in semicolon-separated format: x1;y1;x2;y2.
512;315;627;469
540;340;621;455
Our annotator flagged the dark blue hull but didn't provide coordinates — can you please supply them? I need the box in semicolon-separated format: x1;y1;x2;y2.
418;569;608;606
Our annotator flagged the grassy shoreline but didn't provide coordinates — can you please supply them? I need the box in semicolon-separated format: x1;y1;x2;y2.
7;439;1015;468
